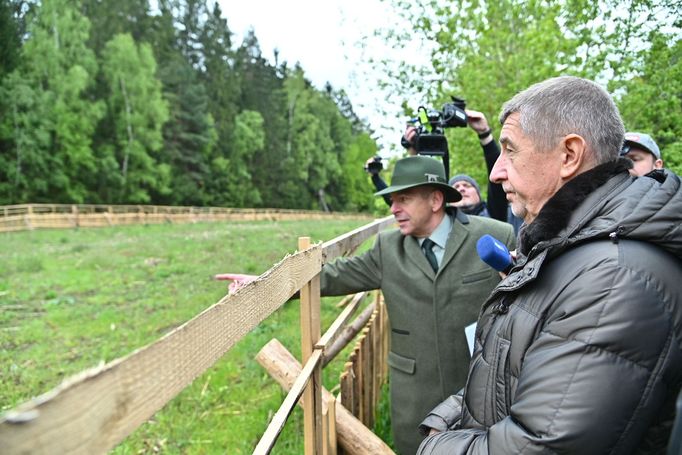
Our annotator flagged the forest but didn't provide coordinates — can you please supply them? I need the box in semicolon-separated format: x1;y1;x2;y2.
1;0;680;212
0;0;379;212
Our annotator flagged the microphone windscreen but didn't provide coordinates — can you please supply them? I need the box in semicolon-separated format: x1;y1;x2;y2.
477;234;512;272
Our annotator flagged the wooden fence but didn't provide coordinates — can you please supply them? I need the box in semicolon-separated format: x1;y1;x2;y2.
0;203;372;233
340;294;389;431
254;294;392;455
0;214;396;454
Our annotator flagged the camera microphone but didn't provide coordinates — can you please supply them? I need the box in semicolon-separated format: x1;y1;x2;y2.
477;234;514;274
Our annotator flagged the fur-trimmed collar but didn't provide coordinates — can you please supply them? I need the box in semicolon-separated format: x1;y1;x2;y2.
519;158;633;255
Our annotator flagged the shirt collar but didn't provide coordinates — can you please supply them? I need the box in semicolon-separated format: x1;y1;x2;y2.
419;212;452;249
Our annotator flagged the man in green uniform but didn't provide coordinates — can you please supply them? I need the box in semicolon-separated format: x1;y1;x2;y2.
227;155;515;453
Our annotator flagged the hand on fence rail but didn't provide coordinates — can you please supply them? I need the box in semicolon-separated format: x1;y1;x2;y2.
214;273;258;294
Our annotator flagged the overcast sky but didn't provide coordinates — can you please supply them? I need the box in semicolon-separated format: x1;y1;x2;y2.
216;0;410;153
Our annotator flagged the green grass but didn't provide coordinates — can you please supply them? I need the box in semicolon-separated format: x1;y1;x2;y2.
0;219;393;453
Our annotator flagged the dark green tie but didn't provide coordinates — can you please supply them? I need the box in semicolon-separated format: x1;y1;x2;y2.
421;238;439;273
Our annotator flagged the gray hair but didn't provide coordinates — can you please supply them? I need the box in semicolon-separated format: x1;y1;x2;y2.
499;76;625;164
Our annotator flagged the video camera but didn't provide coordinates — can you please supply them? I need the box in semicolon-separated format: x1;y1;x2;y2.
364;155;383;175
402;96;468;181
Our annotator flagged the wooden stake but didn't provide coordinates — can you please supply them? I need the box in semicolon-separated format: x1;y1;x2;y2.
326;395;337;455
256;339;394;454
299;237;323;455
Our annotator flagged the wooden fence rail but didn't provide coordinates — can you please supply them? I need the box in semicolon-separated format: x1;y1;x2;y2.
0;214;396;454
0;203;372;233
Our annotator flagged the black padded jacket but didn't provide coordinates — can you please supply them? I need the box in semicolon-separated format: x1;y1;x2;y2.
418;159;682;454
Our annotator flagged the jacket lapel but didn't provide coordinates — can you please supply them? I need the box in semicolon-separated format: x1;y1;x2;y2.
405;235;436;279
440;210;469;273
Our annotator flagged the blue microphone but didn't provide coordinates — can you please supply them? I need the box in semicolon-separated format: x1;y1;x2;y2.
477;234;513;273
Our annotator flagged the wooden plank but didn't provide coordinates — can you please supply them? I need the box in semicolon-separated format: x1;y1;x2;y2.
299;237;323;455
322;396;329;455
354;341;365;424
0;246;322;455
380;297;389;379
376;296;385;386
361;328;372;428
348;352;359;419
311;266;323;455
316;291;366;350
252;349;323;455
335;295;354;308
339;368;353;416
255;339;394;454
322;302;375;367
321;215;395;263
326;395;337;455
371;313;380;413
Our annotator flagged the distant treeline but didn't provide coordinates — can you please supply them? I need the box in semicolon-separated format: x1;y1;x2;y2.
0;0;379;212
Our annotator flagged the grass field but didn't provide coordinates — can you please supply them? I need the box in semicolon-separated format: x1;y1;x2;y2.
0;218;394;453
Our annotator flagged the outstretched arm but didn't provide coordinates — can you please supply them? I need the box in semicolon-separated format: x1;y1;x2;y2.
214;273;258;294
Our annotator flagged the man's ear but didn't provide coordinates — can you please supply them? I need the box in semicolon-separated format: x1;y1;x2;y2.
560;134;588;179
431;189;445;212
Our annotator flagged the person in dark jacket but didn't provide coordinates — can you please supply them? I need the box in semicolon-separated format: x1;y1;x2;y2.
417;75;682;454
449;174;489;217
448;172;523;234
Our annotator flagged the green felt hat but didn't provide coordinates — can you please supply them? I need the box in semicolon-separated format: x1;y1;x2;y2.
375;155;462;203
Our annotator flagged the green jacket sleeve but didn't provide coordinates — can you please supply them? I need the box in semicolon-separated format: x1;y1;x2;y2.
319;234;384;296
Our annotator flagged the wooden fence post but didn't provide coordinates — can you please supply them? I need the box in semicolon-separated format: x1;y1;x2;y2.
299;237;323;455
71;205;79;228
371;313;380;414
361;327;373;429
353;341;364;424
25;205;33;230
326;395;337;455
256;339;394;454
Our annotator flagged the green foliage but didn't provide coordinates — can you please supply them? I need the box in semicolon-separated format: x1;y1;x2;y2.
341;132;381;212
615;34;682;175
209;109;264;206
373;0;681;180
234;30;291;208
373;381;396;450
80;0;152;56
0;0;104;203
0;71;52;204
0;0;377;210
0;0;22;80
99;33;169;203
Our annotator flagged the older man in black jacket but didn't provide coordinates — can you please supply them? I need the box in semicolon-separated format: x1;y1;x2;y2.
418;76;682;454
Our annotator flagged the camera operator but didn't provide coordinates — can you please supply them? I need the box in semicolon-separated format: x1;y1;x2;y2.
391;109;522;233
365;154;402;206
